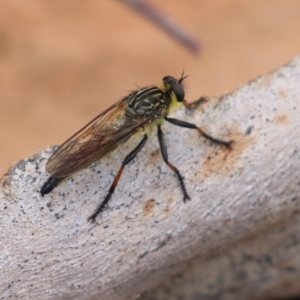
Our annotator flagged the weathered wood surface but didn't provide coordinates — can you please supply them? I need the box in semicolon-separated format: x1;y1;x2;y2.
1;57;300;300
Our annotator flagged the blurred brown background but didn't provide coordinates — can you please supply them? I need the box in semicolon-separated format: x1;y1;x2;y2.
1;0;300;176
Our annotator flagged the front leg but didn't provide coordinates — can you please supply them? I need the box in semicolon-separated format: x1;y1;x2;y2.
157;125;190;202
165;117;232;148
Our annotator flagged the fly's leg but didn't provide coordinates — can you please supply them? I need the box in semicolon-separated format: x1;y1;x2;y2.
165;117;233;148
88;133;148;223
41;177;63;195
157;125;190;202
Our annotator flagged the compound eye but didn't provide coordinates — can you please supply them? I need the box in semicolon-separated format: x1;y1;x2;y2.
162;76;175;84
171;82;185;102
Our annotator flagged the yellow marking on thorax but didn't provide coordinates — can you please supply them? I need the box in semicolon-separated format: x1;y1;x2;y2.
169;91;183;111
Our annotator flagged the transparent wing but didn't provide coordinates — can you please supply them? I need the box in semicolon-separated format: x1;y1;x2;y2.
46;97;151;178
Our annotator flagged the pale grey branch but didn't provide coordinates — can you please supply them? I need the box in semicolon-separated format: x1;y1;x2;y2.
1;57;300;300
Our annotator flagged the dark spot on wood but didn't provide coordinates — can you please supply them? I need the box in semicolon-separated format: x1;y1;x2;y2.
245;126;254;135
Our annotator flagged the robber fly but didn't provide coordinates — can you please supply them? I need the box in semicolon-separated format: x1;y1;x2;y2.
41;73;232;222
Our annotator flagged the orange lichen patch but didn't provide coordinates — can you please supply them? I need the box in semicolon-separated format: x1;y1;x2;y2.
200;129;255;178
274;114;288;125
161;197;174;218
142;198;156;219
147;149;161;166
167;196;174;205
278;89;287;99
162;206;170;217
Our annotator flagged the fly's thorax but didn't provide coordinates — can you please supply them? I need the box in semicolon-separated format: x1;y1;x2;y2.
125;87;171;118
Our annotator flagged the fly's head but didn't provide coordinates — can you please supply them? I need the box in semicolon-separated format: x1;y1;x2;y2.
162;72;188;103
